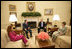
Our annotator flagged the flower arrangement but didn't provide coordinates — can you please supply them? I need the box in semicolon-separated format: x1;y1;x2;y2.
37;32;50;41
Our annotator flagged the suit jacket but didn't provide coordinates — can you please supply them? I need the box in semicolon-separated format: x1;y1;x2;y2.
23;23;29;30
38;22;46;28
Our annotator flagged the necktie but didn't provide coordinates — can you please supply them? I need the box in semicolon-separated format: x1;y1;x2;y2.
41;22;43;27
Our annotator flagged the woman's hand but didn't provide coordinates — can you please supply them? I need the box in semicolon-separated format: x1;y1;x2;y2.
60;32;63;35
17;34;19;36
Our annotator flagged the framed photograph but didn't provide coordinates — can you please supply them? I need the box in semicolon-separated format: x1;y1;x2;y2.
9;12;17;17
26;2;35;12
9;4;16;11
44;9;53;15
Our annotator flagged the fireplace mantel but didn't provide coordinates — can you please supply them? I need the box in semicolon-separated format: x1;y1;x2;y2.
23;17;40;27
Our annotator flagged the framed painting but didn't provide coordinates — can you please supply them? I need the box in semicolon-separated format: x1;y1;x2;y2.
9;4;16;11
26;2;35;12
44;9;53;15
9;12;17;17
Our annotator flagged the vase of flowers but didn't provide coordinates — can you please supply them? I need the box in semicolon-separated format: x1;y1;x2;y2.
37;32;50;41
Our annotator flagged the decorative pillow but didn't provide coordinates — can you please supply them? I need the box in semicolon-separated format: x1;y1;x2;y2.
65;26;71;36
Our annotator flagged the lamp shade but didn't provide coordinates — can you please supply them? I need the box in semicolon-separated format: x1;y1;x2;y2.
9;14;18;22
53;14;60;21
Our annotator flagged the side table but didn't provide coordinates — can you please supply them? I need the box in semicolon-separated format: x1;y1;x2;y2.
48;27;59;36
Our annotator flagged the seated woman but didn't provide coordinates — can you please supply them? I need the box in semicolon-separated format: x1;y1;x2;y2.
52;22;67;41
7;24;28;46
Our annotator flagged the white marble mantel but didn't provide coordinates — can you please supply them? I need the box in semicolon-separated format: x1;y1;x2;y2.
23;17;40;27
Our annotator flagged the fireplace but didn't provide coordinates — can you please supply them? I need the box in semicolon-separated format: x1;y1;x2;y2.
28;21;36;28
23;17;39;28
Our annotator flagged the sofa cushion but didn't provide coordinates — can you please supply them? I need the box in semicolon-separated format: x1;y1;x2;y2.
1;29;25;48
65;25;71;36
55;36;71;48
5;40;24;48
1;29;10;48
58;36;71;45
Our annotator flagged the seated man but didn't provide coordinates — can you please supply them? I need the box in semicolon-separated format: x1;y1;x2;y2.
38;19;47;33
23;20;32;39
52;22;67;41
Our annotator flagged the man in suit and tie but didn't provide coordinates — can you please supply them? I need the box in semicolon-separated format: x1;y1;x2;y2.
38;19;47;33
23;20;32;39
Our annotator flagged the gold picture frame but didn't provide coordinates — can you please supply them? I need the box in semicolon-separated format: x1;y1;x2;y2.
9;4;16;11
44;9;53;15
26;2;35;12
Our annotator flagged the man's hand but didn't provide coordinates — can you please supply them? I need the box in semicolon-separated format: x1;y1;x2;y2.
25;29;27;30
28;27;30;29
38;27;39;28
44;27;46;28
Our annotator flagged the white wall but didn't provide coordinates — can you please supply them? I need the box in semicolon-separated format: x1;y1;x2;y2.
1;1;71;29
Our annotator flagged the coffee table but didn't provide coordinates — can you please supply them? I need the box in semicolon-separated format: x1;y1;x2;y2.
35;36;55;48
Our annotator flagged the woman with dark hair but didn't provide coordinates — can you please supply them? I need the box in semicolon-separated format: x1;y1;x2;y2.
7;24;28;46
52;22;67;41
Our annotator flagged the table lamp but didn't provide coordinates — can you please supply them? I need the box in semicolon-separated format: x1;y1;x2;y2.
9;14;17;22
9;14;18;30
53;14;60;27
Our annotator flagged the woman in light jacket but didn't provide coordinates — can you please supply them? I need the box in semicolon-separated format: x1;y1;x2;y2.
52;22;67;41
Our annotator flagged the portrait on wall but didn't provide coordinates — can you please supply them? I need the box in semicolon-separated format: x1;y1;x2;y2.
9;4;16;11
44;9;53;15
26;2;35;12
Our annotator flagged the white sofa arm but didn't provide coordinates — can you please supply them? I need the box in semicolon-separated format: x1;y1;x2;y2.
1;29;10;48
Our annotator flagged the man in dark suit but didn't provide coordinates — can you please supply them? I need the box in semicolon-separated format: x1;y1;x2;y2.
38;19;47;33
23;20;32;39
